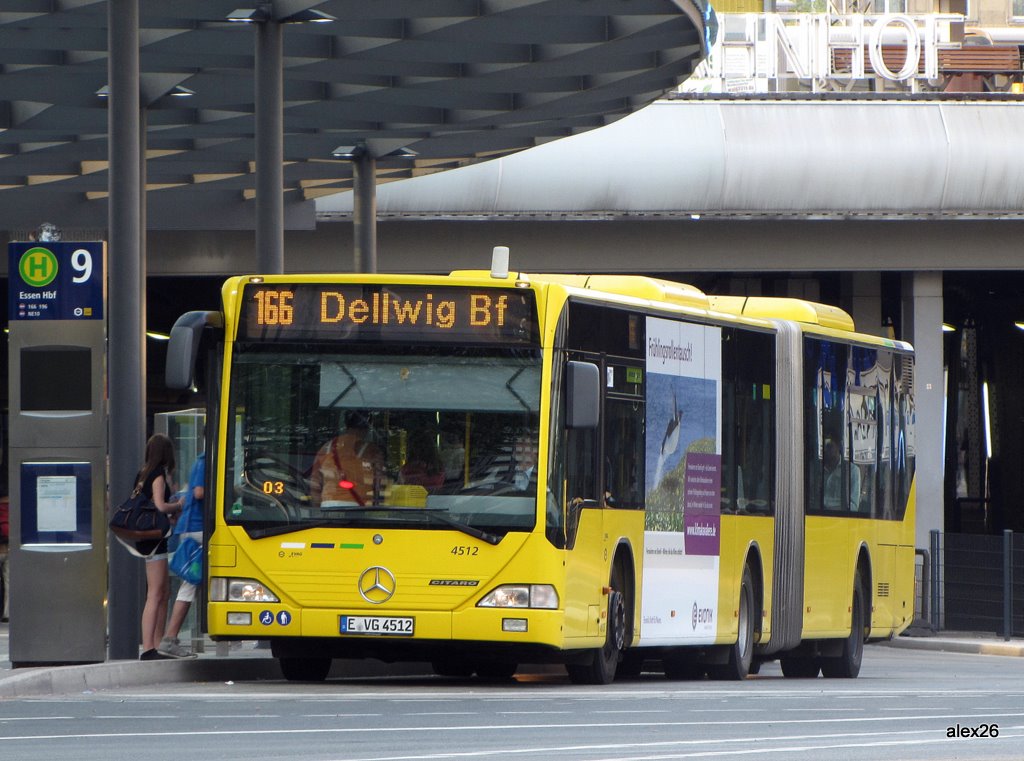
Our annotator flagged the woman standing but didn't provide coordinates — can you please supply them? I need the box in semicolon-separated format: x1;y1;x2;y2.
135;433;184;660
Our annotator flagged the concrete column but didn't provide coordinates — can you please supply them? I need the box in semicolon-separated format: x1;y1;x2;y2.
850;271;883;337
904;271;944;549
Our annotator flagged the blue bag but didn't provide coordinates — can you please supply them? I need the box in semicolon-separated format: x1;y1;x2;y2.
169;536;203;585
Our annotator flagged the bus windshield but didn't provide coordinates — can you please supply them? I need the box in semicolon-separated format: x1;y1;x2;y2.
224;345;542;540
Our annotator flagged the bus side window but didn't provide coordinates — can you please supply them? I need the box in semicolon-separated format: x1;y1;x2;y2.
723;328;775;516
806;338;848;514
566;426;599;508
603;398;644;508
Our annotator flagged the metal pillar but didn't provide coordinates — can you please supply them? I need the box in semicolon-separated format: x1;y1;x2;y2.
107;0;145;661
255;19;284;275
353;151;377;273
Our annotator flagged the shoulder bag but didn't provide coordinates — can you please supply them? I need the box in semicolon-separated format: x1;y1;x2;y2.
109;486;171;557
169;536;203;585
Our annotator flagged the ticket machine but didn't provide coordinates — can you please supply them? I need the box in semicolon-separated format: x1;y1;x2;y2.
7;241;107;665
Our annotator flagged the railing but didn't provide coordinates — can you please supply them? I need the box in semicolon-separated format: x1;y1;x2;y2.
832;45;1022;75
922;529;1024;640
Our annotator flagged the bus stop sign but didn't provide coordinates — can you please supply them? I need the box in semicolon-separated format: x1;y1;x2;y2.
8;242;104;321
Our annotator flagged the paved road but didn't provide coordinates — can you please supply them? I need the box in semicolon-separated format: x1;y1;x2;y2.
1;646;1022;761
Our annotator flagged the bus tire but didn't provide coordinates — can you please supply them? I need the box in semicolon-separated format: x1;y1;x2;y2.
780;656;820;679
567;588;626;685
821;574;866;679
279;656;331;682
716;565;755;680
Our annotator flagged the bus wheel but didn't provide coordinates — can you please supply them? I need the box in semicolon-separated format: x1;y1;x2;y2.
716;565;755;680
279;656;331;682
780;656;820;679
567;588;626;685
821;574;866;678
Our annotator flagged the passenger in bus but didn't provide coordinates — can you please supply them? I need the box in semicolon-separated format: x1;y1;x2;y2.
310;411;383;507
438;431;466;483
399;431;445;491
849;462;863;513
512;436;538;491
823;437;861;512
823;439;842;510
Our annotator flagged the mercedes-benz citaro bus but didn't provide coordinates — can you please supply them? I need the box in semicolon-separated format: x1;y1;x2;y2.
165;247;915;683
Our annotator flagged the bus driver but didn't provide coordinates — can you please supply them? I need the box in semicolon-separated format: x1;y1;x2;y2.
310;411;383;508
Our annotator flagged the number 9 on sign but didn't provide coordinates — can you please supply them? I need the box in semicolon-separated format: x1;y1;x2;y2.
71;248;92;284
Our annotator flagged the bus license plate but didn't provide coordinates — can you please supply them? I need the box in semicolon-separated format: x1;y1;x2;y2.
340;615;415;636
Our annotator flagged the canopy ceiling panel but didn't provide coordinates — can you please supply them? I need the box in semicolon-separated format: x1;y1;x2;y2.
0;0;711;229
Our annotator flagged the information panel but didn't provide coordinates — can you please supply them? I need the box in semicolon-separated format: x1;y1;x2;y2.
8;242;105;321
19;462;92;546
237;284;538;345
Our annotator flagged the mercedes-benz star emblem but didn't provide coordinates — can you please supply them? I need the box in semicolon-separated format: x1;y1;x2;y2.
358;566;397;604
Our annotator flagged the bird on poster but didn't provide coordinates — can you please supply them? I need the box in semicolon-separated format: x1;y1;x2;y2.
654;388;683;486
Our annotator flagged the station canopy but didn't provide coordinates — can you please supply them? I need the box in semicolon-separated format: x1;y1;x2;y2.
0;0;712;230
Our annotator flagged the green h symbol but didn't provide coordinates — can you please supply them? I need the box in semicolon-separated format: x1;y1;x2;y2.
19;247;58;288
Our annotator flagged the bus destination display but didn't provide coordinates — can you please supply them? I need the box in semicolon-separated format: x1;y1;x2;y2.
239;284;537;345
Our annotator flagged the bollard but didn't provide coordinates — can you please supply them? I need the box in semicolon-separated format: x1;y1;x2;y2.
1004;530;1013;642
930;529;942;631
915;548;930;626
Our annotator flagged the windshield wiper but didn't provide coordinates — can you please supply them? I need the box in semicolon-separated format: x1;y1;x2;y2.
421;508;502;545
319;505;501;545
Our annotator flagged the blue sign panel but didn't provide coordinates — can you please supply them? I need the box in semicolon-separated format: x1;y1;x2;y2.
8;242;105;321
19;462;93;545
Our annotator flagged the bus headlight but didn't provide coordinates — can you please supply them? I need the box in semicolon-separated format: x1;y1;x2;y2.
477;584;559;610
210;577;280;603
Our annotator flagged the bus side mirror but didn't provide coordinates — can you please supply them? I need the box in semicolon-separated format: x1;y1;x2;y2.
166;310;222;390
566;360;600;429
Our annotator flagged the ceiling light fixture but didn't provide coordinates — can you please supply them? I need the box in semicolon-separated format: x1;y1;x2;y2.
226;8;266;23
331;144;417;160
227;7;335;24
96;84;195;98
332;144;366;160
283;9;336;23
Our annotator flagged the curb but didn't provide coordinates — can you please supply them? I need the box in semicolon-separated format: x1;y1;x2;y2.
881;637;1024;658
0;657;282;699
0;657;433;699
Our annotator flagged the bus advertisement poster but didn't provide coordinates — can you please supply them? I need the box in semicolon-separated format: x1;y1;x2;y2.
640;317;722;643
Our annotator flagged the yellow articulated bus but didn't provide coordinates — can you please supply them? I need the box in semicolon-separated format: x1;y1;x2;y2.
166;253;915;683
